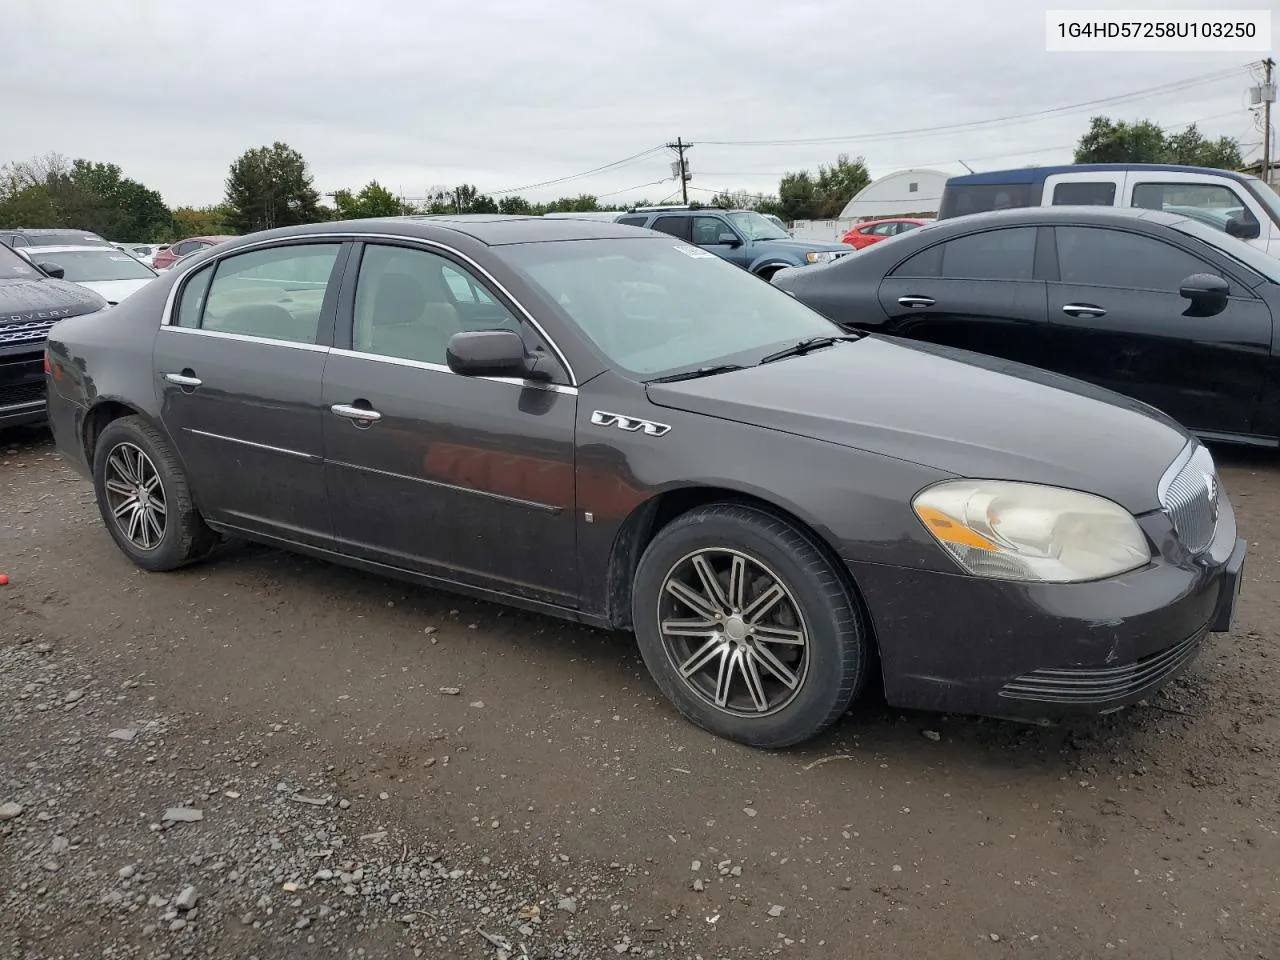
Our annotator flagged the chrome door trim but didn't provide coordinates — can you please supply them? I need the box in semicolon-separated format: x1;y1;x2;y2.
328;347;579;395
183;428;320;462
159;231;580;386
159;325;331;353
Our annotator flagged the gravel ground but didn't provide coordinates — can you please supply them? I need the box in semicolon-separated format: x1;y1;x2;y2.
1;424;1278;960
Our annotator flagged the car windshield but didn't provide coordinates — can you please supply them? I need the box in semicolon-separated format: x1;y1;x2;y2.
1240;175;1280;229
727;211;790;241
40;249;157;281
0;243;42;281
497;237;842;377
1174;218;1280;284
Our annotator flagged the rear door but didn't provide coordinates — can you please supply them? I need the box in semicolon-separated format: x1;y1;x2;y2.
1044;224;1271;436
154;240;349;547
650;215;692;242
876;225;1052;367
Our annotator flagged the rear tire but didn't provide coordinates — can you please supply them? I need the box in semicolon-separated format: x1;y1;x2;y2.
632;503;869;748
91;416;217;571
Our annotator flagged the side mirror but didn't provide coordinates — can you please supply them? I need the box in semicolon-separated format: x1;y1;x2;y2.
38;261;65;279
446;329;544;380
1179;273;1229;315
717;232;742;247
1225;216;1260;240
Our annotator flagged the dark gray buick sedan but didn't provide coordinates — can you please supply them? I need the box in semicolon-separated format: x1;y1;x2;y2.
43;215;1246;748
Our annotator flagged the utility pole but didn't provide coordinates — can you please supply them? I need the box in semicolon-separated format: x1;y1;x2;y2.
667;138;692;204
1262;58;1275;186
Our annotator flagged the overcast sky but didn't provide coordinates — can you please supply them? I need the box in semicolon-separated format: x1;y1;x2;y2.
3;0;1268;208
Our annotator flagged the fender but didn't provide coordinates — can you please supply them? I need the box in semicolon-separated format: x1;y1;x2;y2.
749;257;797;276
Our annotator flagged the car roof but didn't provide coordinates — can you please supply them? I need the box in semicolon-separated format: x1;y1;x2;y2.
946;163;1251;186
216;215;650;248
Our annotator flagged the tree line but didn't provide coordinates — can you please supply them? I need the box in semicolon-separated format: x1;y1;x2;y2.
0;117;1250;241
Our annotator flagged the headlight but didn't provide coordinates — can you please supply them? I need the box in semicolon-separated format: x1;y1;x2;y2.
912;480;1150;583
805;251;841;264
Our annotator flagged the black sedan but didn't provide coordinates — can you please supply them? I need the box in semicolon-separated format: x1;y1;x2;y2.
1;241;108;428
773;206;1280;446
44;215;1245;747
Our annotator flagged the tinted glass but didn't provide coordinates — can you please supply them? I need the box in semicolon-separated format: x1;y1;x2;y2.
1131;182;1256;233
174;264;214;327
202;244;340;343
651;216;691;241
0;243;41;281
353;244;519;365
939;228;1035;280
691;217;730;244
35;249;156;282
890;243;943;278
937;182;1037;218
1056;227;1212;292
617;216;649;228
1052;181;1117;206
496;237;840;378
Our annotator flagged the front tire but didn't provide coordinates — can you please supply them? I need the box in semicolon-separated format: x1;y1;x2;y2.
632;503;869;748
92;416;217;571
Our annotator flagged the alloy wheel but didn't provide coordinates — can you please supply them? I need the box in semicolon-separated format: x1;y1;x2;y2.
103;442;167;551
657;548;810;717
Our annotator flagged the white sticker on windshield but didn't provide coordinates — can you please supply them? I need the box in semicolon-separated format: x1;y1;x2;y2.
109;255;134;261
673;245;716;259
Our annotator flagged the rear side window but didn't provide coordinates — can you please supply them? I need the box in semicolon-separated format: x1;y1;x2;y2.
938;182;1038;218
617;216;648;228
890;244;943;278
200;243;341;344
174;265;214;327
1055;227;1213;293
1052;181;1117;206
651;216;692;241
940;227;1036;280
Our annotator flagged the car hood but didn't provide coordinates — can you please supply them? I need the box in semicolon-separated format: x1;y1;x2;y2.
764;238;850;253
645;336;1189;513
70;277;155;304
0;277;108;322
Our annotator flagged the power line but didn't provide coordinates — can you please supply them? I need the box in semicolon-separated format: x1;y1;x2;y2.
490;145;667;195
596;178;671;198
695;64;1254;148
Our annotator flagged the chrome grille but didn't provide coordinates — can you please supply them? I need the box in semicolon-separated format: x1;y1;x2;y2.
1158;443;1219;555
0;319;57;345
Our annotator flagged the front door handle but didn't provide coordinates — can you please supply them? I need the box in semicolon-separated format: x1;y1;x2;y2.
897;295;935;307
331;402;382;425
163;372;202;387
1062;303;1107;319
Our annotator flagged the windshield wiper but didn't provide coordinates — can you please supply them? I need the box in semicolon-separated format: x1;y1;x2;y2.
758;335;860;365
648;364;746;383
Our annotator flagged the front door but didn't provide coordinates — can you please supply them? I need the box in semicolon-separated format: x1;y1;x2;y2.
690;215;751;268
321;240;579;606
876;225;1052;367
154;240;348;546
1044;225;1271;436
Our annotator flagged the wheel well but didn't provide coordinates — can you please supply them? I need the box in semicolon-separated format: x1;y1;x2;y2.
754;263;787;280
605;487;875;644
82;401;142;464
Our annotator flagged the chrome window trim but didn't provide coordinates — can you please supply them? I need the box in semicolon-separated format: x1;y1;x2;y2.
159;231;579;386
158;325;330;353
328;347;577;395
183;428;320;462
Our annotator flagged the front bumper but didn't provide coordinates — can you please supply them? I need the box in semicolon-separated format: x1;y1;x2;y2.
848;497;1246;721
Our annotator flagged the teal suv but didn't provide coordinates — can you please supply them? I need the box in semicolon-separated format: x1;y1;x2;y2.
615;208;851;280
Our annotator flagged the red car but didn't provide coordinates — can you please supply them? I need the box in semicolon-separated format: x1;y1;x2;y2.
841;218;931;249
151;235;236;271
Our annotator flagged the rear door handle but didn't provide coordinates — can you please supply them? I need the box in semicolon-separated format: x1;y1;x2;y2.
897;295;935;307
330;403;382;425
1062;303;1106;319
163;372;202;387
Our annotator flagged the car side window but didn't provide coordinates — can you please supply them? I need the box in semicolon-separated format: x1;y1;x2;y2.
1052;181;1118;206
651;216;692;242
691;217;729;245
871;223;897;236
171;241;193;257
617;216;648;228
939;227;1036;281
890;243;943;278
440;264;496;304
352;244;521;365
200;243;341;344
173;264;214;327
1131;182;1257;233
1055;227;1216;293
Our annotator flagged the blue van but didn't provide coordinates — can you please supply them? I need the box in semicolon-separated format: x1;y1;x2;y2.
938;163;1280;257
